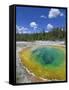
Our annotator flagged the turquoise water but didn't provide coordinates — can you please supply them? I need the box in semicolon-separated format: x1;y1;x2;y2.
32;47;64;67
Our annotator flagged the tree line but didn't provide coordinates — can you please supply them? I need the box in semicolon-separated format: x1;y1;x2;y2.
16;27;66;41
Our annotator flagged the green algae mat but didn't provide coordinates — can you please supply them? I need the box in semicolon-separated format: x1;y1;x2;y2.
19;45;66;81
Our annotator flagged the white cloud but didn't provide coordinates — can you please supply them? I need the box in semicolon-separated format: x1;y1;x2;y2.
47;24;53;30
60;13;64;16
45;30;49;33
40;15;46;19
48;8;63;18
16;25;29;34
30;21;38;29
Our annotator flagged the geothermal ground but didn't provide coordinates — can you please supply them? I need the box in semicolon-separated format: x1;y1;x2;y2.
16;41;65;83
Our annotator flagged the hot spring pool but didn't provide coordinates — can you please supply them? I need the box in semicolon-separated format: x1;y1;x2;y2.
19;45;66;81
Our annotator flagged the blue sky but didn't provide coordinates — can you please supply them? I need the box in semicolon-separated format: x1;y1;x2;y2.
16;6;66;34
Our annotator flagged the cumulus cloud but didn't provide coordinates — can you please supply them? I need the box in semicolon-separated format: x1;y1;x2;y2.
47;24;53;30
40;15;47;19
45;30;49;33
48;8;63;18
60;13;64;16
16;25;29;34
30;21;38;29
